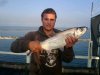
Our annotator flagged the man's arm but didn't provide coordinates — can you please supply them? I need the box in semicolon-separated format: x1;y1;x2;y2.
10;32;35;53
62;47;74;62
62;35;77;62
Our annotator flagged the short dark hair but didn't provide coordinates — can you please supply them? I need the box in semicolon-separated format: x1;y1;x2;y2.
41;8;57;19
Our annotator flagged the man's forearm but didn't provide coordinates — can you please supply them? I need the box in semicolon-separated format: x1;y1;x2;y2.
10;37;30;53
62;47;75;62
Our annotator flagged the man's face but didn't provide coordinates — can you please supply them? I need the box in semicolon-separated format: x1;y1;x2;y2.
42;13;56;31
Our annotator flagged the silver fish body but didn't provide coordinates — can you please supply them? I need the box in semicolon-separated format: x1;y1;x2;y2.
40;26;88;51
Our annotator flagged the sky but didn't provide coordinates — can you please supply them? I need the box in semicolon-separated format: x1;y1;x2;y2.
0;0;100;28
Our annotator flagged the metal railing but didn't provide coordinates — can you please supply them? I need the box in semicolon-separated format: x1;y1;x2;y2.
0;37;99;68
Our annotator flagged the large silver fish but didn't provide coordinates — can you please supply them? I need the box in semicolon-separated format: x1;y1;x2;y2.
40;26;88;51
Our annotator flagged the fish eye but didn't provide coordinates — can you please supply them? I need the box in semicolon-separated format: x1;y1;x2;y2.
80;28;83;31
78;27;84;31
76;28;79;30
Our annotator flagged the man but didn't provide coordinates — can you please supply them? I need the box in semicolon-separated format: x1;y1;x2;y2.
11;8;77;75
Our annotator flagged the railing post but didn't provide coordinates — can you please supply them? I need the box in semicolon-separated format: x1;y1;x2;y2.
26;50;31;63
87;40;93;67
97;34;100;69
97;37;100;55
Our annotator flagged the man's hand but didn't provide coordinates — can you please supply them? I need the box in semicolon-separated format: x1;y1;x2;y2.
65;35;78;48
28;40;42;53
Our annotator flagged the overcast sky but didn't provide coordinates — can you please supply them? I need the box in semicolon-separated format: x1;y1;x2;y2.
0;0;100;28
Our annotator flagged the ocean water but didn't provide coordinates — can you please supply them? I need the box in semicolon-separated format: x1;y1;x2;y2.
0;26;90;67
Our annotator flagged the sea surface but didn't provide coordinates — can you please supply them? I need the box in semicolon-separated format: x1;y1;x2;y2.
0;26;91;67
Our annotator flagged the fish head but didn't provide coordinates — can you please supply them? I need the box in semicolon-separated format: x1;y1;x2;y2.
74;26;88;38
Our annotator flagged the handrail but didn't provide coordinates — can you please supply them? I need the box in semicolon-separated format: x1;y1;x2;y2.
0;50;31;63
0;38;99;68
0;51;26;55
75;55;99;60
